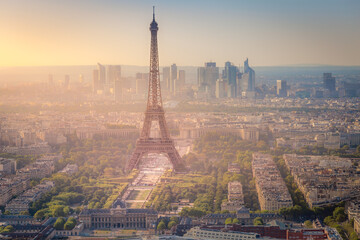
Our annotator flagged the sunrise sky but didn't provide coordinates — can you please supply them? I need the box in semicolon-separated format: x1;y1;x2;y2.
0;0;359;67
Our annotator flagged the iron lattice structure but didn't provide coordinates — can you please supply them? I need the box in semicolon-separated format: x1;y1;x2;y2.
126;8;185;172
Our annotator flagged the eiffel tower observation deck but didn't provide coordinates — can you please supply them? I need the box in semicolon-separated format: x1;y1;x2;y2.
126;7;185;173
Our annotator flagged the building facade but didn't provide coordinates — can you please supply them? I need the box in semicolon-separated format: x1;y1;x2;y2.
252;153;293;211
185;226;260;240
79;207;158;230
222;181;245;212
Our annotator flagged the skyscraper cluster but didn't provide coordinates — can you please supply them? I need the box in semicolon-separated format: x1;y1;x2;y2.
162;64;186;96
92;62;187;101
197;58;255;99
93;63;121;99
310;73;338;98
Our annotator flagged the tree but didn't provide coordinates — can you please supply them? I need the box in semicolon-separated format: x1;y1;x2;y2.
179;207;206;218
19;210;29;215
168;221;177;229
50;205;65;217
170;216;179;224
53;192;85;205
3;210;11;215
350;232;359;240
179;207;190;217
75;207;82;214
189;208;207;218
30;179;40;187
34;209;47;220
232;218;240;224
64;217;77;230
253;217;264;226
94;202;101;209
157;221;166;231
342;145;350;151
333;207;346;222
64;206;70;216
336;214;346;222
313;207;325;217
225;218;233;225
54;217;66;230
324;216;334;226
80;176;89;184
304;220;313;228
0;225;14;233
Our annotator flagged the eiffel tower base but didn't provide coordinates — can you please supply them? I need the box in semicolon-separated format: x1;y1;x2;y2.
126;138;185;172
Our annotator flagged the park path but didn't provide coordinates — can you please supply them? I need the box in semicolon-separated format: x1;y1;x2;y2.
123;140;192;208
124;154;170;208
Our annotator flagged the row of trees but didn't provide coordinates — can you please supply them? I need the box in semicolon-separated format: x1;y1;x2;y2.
53;217;77;230
224;217;263;225
157;217;179;231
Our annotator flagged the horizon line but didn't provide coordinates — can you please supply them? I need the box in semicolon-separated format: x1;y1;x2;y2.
1;64;360;68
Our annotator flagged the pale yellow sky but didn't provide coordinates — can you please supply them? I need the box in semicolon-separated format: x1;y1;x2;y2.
0;0;359;66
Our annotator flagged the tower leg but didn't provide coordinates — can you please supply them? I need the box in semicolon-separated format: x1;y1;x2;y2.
126;148;144;172
141;114;153;138
158;114;170;139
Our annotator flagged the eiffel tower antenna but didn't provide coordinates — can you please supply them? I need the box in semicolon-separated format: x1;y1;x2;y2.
126;8;185;173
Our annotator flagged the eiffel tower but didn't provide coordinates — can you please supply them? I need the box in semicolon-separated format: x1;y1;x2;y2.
126;8;185;172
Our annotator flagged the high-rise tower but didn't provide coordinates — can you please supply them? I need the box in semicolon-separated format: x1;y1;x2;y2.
277;80;287;97
323;73;336;92
222;61;238;97
97;63;106;89
197;62;219;96
126;8;185;172
170;63;177;93
241;58;255;98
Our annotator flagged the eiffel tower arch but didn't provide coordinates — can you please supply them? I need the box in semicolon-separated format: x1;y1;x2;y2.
126;8;185;172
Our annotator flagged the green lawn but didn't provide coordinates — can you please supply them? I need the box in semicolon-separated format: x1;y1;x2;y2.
127;190;151;200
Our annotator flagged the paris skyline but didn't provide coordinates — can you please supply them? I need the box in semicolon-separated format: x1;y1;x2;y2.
0;2;360;238
0;0;359;67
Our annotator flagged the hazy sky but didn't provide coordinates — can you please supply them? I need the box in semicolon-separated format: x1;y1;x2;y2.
0;0;359;67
